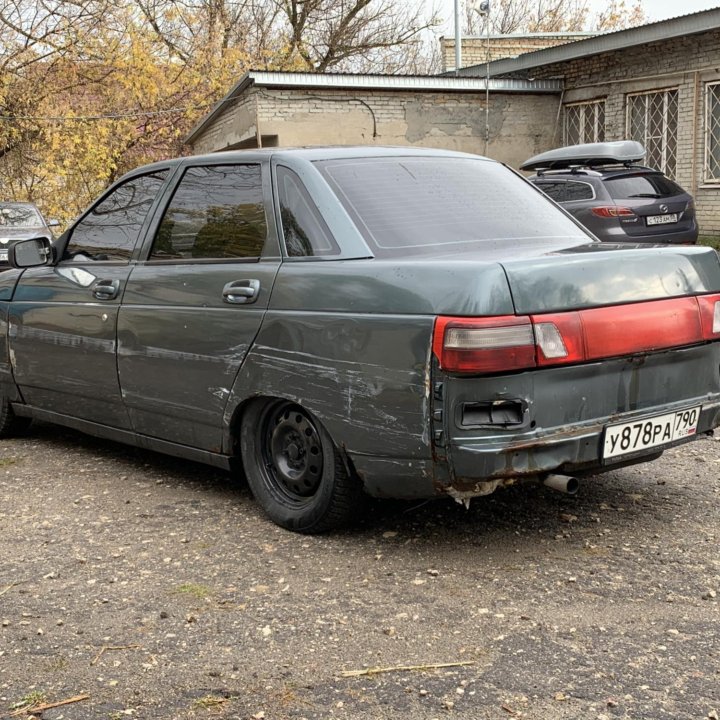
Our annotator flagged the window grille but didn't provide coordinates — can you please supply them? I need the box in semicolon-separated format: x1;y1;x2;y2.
564;101;605;145
705;82;720;183
627;89;678;178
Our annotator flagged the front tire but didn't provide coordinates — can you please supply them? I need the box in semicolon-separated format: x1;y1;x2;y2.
240;399;364;533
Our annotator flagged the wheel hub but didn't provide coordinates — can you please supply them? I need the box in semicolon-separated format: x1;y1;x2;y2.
266;406;324;498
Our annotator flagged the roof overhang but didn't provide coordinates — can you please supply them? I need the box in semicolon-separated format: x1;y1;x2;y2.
185;70;562;145
456;8;720;78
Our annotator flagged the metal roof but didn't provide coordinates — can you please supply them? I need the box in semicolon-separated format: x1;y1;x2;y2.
457;8;720;77
185;70;562;145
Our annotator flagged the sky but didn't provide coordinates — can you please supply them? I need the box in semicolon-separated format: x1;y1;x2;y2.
432;0;720;35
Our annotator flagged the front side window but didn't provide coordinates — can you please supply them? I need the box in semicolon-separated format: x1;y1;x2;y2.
277;166;338;257
627;89;678;178
318;157;590;258
150;165;267;261
64;171;168;262
564;101;605;145
705;81;720;183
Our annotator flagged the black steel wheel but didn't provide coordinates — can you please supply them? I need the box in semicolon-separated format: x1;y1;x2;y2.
241;399;364;533
0;395;31;438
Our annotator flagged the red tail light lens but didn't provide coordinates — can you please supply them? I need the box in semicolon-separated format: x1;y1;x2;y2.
590;206;636;218
434;293;720;375
433;316;535;373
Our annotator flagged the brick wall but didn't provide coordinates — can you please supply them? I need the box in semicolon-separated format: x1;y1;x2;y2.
442;33;595;72
192;86;560;169
524;28;720;233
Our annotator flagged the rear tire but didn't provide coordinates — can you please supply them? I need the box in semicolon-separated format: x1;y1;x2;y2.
0;395;31;438
240;399;364;533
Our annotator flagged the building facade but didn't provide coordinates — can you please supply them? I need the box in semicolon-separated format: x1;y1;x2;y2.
186;9;720;233
459;9;720;233
186;73;561;171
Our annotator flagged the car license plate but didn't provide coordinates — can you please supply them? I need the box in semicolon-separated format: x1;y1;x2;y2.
603;407;700;460
646;213;678;226
0;250;7;262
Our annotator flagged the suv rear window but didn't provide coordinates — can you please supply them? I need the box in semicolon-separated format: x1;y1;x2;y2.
317;157;588;258
604;174;684;199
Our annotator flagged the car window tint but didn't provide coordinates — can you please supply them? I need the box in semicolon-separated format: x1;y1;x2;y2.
65;171;168;262
564;181;594;201
277;166;339;257
534;181;566;202
318;157;588;258
150;165;267;261
605;174;683;199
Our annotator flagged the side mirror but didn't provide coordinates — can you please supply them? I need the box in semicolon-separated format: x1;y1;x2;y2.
9;238;53;268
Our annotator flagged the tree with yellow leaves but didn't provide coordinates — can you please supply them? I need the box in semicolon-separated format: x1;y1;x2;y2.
0;0;439;226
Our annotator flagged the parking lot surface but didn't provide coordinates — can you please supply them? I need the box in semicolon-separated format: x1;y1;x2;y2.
1;423;719;719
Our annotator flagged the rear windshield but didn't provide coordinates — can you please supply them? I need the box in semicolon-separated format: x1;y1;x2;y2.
604;174;684;200
0;204;43;228
316;157;589;258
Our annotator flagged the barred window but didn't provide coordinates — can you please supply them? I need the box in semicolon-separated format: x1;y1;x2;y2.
627;89;678;178
564;101;605;145
705;82;720;183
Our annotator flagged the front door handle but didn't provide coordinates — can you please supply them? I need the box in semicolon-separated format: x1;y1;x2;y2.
222;279;260;305
92;278;120;300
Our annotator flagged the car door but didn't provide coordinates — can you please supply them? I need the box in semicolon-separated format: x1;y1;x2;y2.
117;159;281;452
8;169;171;428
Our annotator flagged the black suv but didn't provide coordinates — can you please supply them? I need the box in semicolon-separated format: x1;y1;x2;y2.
522;141;698;245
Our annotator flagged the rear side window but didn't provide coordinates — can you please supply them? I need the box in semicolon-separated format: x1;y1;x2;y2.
277;166;339;257
65;171;168;262
150;165;267;261
605;174;684;199
318;157;588;258
534;181;566;202
564;181;594;201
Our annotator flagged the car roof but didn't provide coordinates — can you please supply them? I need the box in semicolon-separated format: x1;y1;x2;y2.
119;146;494;180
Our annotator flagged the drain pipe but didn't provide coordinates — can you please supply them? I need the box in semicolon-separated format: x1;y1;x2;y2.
543;474;579;495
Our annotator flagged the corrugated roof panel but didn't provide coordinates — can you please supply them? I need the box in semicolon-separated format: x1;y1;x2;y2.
458;7;720;77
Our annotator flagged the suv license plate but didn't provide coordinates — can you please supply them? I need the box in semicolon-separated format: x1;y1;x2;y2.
646;213;678;226
603;407;700;460
0;250;7;262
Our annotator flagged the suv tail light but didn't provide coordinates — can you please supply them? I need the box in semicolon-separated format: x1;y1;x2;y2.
434;294;720;374
590;206;636;218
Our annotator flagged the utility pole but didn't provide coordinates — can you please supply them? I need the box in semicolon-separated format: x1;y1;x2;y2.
454;0;462;75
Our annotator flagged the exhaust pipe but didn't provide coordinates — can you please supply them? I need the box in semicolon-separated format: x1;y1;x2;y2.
543;474;579;495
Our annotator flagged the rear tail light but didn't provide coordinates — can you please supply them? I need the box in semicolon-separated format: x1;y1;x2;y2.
434;293;720;374
433;316;535;373
590;206;636;218
697;296;720;338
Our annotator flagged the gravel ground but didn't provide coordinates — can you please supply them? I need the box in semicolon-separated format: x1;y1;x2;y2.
0;422;719;720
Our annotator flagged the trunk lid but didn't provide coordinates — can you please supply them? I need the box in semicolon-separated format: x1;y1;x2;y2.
499;244;720;314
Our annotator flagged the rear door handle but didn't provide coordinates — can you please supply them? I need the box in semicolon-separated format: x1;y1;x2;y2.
222;279;260;305
92;278;120;300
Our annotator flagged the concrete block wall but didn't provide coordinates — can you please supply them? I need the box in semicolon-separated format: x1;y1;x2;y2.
249;87;559;168
191;92;259;155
